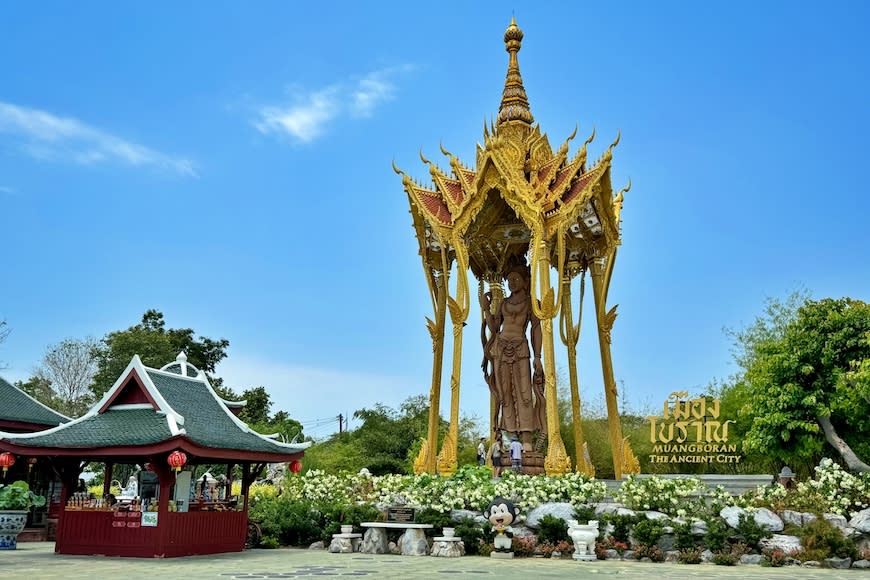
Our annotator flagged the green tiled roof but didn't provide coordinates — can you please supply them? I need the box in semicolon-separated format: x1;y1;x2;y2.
147;371;294;454
7;409;170;448
0;376;69;427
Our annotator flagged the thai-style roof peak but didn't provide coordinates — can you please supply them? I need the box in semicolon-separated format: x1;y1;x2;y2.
497;17;533;127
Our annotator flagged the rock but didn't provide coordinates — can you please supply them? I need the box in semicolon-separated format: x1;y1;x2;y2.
644;511;669;521
664;550;680;563
691;519;708;536
604;549;620;560
781;510;816;527
852;559;870;569
308;541;324;550
595;503;625;516
398;528;429;556
802;560;821;567
360;528;388;554
451;509;485;525
328;537;355;554
525;503;577;528
856;535;870;552
388;541;400;555
616;507;637;518
759;534;802;554
720;506;745;528
825;557;852;569
657;533;675;552
431;539;464;558
622;550;636;560
754;507;784;532
510;525;535;538
849;508;870;533
824;513;849;531
700;549;714;563
720;506;783;531
740;554;764;565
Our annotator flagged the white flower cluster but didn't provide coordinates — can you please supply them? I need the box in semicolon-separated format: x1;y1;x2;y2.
277;467;606;512
795;458;870;515
615;475;705;514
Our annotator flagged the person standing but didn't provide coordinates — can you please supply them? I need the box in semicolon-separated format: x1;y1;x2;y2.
477;437;487;466
510;437;523;473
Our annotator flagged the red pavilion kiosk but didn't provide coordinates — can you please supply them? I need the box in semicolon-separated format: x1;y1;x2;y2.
0;353;309;557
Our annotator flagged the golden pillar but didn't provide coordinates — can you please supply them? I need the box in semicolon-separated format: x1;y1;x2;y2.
560;266;594;476
530;236;570;475
415;269;448;474
589;253;625;479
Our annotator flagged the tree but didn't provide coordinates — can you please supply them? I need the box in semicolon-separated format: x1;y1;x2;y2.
33;337;99;417
237;386;304;443
15;375;57;410
91;309;231;399
738;297;870;473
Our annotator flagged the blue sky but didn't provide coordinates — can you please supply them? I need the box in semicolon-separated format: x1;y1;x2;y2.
2;2;868;439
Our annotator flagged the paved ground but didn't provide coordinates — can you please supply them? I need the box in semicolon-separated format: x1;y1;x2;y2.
1;543;861;580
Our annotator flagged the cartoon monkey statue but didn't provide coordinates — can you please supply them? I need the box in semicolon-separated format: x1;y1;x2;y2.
484;496;521;554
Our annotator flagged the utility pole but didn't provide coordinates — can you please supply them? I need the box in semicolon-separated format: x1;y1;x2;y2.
338;413;343;433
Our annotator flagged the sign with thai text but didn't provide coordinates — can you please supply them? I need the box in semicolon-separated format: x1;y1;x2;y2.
647;391;741;465
387;507;416;523
141;512;158;527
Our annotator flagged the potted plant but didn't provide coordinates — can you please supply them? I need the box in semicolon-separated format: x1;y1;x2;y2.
0;481;46;550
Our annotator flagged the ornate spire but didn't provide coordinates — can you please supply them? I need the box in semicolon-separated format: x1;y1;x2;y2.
497;17;534;126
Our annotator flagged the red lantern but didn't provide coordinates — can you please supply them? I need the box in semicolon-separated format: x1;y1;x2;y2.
167;450;187;473
27;457;38;473
289;459;302;474
0;452;15;474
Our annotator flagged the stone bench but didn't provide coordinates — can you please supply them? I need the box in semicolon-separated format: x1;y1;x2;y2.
360;522;433;556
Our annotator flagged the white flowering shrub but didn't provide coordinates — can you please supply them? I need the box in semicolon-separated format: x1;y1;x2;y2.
615;475;705;515
794;458;870;515
278;465;605;513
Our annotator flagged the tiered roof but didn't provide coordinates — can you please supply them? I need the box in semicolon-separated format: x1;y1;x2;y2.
0;354;308;462
0;376;69;432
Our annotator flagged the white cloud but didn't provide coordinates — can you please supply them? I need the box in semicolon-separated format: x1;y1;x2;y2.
254;66;409;143
218;354;427;439
0;102;197;177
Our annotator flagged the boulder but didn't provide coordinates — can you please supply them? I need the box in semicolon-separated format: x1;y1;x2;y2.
664;550;680;563
595;503;625;516
852;559;870;569
430;539;464;558
691;519;708;536
616;507;637;518
781;510;816;527
754;507;784;532
525;503;577;528
622;550;636;560
824;513;849;532
720;506;744;528
360;528;388;554
849;508;870;533
510;524;535;538
801;560;821;567
825;557;852;569
451;509;486;525
740;554;764;565
700;549;714;564
604;549;620;560
759;534;802;554
308;540;324;550
398;529;429;556
657;533;675;552
644;510;669;521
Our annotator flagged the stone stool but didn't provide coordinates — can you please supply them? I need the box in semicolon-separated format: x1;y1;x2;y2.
430;527;464;558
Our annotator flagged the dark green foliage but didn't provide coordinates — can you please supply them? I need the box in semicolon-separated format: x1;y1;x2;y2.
572;505;597;525
799;517;858;560
673;521;696;551
604;513;635;543
631;517;664;547
704;517;730;553
92;310;231;398
319;503;380;543
454;518;486;555
735;512;772;551
414;507;455;537
250;497;321;546
536;514;569;545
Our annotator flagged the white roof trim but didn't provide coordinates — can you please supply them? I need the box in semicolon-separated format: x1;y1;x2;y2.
106;403;153;410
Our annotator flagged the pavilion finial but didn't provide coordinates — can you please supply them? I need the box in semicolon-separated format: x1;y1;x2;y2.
497;17;533;126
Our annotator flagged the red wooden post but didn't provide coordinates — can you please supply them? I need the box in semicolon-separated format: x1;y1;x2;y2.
103;462;114;497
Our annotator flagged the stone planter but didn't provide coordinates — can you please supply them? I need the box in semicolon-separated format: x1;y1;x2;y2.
0;510;28;550
340;525;354;535
442;527;455;538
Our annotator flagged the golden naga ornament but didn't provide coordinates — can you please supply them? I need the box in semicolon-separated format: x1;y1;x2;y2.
396;18;636;479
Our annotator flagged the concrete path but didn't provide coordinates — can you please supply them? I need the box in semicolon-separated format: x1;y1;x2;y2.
1;542;859;580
